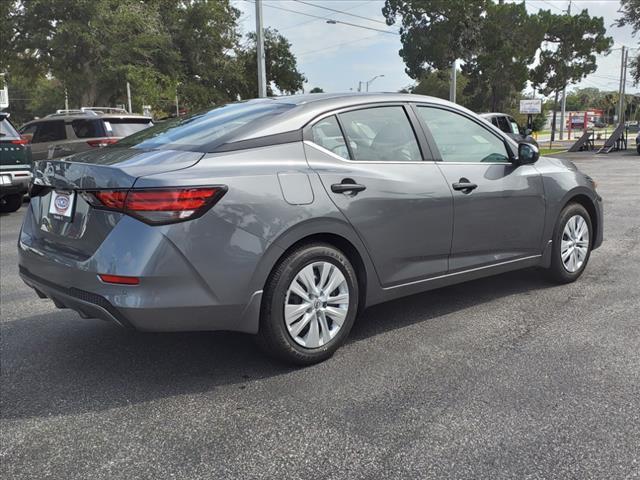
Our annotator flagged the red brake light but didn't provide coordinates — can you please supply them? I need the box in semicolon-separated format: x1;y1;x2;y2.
11;136;29;145
94;191;127;209
99;274;139;285
87;138;119;147
84;187;226;225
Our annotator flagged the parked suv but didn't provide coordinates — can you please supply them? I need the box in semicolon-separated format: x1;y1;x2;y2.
480;113;538;147
0;112;32;213
20;108;153;160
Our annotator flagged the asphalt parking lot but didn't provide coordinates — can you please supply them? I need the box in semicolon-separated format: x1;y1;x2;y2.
1;151;639;480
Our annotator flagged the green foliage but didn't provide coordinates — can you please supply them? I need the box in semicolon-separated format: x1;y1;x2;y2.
411;70;469;105
462;1;543;112
309;87;324;93
238;28;306;98
616;0;640;84
531;9;613;96
4;0;305;119
382;0;488;78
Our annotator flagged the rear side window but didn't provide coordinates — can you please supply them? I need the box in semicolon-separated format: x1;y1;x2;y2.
104;118;153;138
337;106;422;161
508;117;521;135
117;102;294;151
71;119;106;139
311;116;349;159
33;121;66;143
0;117;20;139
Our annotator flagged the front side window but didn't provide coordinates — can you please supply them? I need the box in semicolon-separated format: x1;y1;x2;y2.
311;116;349;159
33;121;66;143
417;107;510;163
337;106;421;162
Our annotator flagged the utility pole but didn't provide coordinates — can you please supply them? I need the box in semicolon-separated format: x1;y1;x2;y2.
126;82;132;114
621;48;629;124
64;88;69;111
255;0;267;98
449;60;457;104
559;0;571;140
618;46;626;125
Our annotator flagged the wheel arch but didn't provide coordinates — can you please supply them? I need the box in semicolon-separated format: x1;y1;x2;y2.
249;218;381;314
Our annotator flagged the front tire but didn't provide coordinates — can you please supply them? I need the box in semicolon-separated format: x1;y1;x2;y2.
0;194;22;213
547;203;592;284
257;243;359;365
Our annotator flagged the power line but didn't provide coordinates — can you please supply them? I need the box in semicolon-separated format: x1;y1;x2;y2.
297;33;382;57
291;0;388;26
245;0;398;35
276;0;372;32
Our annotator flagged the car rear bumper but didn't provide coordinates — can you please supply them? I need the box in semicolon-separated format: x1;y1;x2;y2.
19;260;263;333
18;203;266;333
0;170;31;197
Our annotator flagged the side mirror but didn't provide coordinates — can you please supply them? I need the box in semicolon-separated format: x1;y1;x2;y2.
517;142;539;165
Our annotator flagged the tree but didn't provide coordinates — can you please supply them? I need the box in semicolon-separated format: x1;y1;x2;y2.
237;28;306;98
309;87;324;93
4;0;304;119
382;0;488;79
616;0;640;84
462;1;542;112
411;69;469;105
530;9;613;140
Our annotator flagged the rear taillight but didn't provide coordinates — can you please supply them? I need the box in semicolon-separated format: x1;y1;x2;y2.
87;138;119;147
11;136;29;145
98;274;140;285
82;187;226;225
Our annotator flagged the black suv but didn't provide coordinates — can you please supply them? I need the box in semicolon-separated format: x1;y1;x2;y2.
0;112;31;213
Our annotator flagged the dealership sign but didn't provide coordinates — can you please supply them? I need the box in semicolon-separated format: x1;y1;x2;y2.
519;99;542;114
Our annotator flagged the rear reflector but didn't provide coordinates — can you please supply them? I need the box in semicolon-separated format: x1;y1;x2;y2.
83;186;226;225
11;137;29;145
98;274;140;285
87;138;119;147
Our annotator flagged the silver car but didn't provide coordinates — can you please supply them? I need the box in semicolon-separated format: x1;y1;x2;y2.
19;94;603;364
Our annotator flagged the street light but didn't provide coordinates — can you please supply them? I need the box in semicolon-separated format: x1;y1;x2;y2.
365;75;384;92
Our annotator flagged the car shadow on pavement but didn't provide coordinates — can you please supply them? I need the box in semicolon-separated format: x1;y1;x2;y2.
1;268;553;420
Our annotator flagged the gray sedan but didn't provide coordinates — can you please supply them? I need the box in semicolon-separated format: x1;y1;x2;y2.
18;93;603;364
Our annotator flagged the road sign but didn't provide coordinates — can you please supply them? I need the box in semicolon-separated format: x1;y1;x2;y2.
0;85;8;109
520;99;542;114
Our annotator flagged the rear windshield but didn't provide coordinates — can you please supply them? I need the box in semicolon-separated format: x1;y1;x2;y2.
116;102;294;151
104;118;153;137
0;117;20;139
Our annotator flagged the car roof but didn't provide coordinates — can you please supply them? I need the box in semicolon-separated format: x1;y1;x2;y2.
479;113;510;118
229;92;471;141
21;113;152;126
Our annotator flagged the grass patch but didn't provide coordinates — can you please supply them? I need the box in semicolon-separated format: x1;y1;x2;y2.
539;148;567;156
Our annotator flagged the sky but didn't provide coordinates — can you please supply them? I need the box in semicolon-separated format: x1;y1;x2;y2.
234;0;640;97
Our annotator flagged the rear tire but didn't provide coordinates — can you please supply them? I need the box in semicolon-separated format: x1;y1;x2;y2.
0;194;22;213
257;243;359;365
547;203;592;284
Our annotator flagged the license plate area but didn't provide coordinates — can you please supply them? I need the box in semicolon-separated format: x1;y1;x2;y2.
48;190;76;222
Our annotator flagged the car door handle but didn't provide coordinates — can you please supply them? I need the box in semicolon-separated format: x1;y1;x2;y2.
452;181;478;192
331;180;366;194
